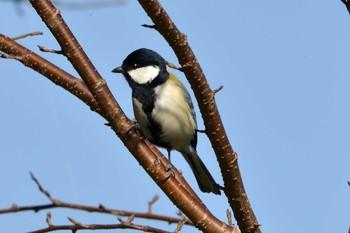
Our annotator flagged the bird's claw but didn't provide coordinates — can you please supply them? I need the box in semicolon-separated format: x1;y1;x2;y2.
127;119;140;133
164;162;175;180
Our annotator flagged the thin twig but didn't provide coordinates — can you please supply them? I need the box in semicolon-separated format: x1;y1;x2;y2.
67;216;89;228
11;31;43;40
46;212;52;226
166;61;183;72
0;174;193;225
227;209;233;226
0;53;23;60
174;218;187;233
196;129;206;134
0;202;191;225
141;24;156;29
148;194;159;213
117;214;135;224
176;210;190;223
30;172;59;204
0;203;54;214
29;220;172;233
38;45;63;54
127;214;135;223
213;85;224;95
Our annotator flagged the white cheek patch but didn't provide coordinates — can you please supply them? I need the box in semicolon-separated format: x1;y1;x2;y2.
127;66;160;84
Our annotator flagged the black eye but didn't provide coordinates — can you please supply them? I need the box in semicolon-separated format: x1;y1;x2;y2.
133;63;139;68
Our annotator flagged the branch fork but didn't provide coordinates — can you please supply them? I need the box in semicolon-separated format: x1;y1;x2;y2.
0;0;261;232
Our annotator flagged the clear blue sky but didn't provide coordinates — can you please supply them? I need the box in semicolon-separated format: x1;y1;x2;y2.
0;1;349;232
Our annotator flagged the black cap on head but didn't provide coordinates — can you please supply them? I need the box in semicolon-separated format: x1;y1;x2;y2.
111;48;169;87
121;48;166;72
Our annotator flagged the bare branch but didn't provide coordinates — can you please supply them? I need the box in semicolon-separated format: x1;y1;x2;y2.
0;201;192;226
1;0;245;232
195;129;206;134
148;194;159;213
0;53;23;60
213;85;224;95
46;212;52;226
166;61;184;72
11;31;43;40
0;34;101;114
141;24;156;29
174;218;187;233
0;203;54;214
117;214;135;224
29;220;172;233
127;214;135;223
67;216;89;228
227;209;233;226
137;1;259;232
26;1;219;232
38;45;63;54
0;174;193;226
30;172;59;204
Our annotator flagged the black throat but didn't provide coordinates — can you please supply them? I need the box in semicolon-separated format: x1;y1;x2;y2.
126;71;171;149
126;70;169;115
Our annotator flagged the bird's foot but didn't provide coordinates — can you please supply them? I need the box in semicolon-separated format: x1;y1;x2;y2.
164;162;175;180
126;119;140;133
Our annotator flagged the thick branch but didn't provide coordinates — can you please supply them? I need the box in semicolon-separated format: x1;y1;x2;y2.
0;34;100;114
0;30;205;222
0;32;204;227
0;34;200;204
26;1;234;232
137;1;260;232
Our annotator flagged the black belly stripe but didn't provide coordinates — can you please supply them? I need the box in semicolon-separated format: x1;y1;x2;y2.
132;84;171;150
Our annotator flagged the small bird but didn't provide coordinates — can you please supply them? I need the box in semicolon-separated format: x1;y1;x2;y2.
112;48;221;195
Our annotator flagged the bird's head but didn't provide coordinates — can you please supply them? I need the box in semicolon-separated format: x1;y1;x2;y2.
112;48;168;87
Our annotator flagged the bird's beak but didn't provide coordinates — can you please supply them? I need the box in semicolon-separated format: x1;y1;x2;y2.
111;66;124;73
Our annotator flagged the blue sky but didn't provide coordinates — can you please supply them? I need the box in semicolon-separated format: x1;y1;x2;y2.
0;1;349;232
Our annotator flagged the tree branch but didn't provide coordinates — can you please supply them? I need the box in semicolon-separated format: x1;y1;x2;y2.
11;31;43;40
137;1;260;232
29;218;172;233
0;32;210;231
0;203;191;226
0;173;192;226
21;0;235;232
0;34;101;114
341;0;350;15
0;31;205;225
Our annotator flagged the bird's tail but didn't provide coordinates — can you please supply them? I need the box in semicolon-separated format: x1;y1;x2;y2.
181;148;221;195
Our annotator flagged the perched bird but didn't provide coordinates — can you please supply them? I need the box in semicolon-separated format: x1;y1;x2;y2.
112;48;221;195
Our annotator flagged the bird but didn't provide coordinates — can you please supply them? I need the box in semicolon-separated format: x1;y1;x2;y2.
112;48;221;195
